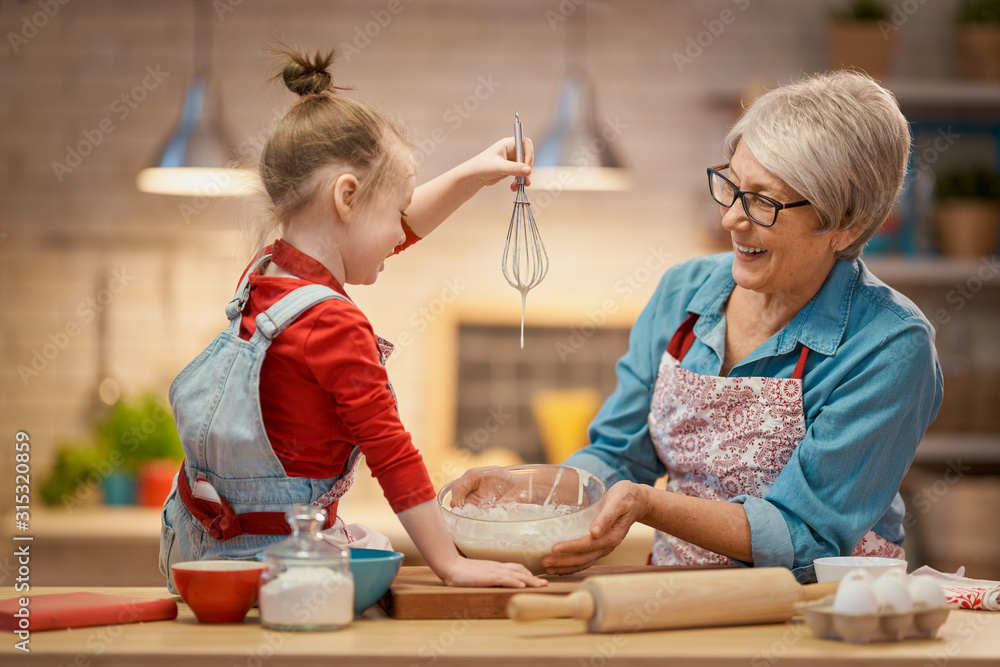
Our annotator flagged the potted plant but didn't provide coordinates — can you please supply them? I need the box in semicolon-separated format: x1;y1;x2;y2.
828;0;896;80
956;0;1000;80
40;443;106;508
41;393;184;509
934;166;1000;258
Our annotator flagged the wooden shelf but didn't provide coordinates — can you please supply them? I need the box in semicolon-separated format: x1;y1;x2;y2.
864;255;998;286
705;78;1000;113
914;432;1000;466
889;79;1000;114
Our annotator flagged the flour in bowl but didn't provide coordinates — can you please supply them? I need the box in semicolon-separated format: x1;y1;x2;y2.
445;500;595;574
449;500;580;522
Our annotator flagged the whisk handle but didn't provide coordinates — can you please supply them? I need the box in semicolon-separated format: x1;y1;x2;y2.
514;112;524;184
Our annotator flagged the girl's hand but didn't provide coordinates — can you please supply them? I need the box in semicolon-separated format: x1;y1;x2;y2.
541;481;649;575
445;465;516;507
464;136;534;191
396;498;547;589
440;558;548;588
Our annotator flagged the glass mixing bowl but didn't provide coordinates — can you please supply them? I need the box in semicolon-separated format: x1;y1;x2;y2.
437;464;606;574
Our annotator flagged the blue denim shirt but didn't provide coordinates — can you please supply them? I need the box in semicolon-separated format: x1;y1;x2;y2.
565;253;943;581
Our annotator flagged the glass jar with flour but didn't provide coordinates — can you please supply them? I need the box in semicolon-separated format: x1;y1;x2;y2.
258;505;354;631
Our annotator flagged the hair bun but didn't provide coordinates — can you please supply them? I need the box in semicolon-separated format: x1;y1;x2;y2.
280;48;335;97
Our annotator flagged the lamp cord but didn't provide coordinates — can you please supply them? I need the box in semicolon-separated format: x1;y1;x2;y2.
193;0;211;79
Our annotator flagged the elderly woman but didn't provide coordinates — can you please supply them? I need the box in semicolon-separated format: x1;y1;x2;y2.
544;70;944;582
455;71;943;583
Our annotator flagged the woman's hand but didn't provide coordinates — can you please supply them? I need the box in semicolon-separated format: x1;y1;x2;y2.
541;480;650;575
462;136;534;191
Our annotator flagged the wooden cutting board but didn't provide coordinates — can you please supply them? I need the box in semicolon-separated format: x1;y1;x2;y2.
379;565;730;619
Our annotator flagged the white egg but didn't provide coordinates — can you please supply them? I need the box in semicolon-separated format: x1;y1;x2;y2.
833;578;880;615
908;577;947;609
872;571;914;613
878;569;910;584
842;568;875;584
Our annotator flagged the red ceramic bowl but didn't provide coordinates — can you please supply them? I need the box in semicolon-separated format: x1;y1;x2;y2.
171;560;266;623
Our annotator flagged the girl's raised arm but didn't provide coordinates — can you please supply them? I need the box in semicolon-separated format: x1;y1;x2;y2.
403;136;533;238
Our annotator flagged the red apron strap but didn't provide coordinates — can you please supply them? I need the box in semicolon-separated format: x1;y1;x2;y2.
667;313;699;362
175;459;336;541
668;314;811;380
792;344;810;380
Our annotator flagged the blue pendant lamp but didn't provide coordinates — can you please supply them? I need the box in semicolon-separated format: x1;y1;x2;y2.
136;1;253;197
532;3;630;192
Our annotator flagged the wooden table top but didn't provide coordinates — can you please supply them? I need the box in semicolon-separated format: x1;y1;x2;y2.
2;586;999;667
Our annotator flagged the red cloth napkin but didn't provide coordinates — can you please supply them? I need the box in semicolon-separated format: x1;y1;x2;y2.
911;565;1000;611
0;592;178;631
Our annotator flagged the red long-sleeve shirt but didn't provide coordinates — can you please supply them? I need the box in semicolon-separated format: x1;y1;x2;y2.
236;229;435;515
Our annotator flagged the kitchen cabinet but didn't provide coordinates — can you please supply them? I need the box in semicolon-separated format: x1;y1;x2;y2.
0;507;165;587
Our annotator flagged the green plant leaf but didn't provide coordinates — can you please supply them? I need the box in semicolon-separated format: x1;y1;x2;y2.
935;166;1000;200
832;0;889;21
957;0;1000;24
39;442;105;507
40;392;184;506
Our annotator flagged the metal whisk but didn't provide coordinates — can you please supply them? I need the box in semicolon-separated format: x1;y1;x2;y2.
502;113;549;349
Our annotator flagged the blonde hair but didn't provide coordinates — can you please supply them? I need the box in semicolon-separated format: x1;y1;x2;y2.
724;71;911;260
260;47;412;228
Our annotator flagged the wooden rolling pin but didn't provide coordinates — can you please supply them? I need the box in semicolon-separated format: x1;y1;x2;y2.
507;567;838;633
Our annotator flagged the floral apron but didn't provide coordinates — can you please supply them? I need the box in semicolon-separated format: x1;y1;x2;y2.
647;313;904;565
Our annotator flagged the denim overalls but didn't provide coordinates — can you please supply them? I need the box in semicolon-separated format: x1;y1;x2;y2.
159;253;366;590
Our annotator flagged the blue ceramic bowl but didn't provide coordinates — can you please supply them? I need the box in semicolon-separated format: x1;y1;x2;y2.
349;548;404;615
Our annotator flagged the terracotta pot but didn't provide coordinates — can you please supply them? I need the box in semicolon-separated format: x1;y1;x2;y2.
934;199;1000;258
827;22;898;80
957;25;1000;81
137;459;179;507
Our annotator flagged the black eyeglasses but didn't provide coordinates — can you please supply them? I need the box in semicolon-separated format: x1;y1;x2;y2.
707;164;811;227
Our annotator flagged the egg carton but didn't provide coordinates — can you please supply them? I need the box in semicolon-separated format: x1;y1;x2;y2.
797;599;951;644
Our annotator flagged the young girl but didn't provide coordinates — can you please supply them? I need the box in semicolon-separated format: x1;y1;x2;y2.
159;47;546;590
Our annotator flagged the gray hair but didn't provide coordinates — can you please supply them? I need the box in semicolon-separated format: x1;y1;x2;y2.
723;71;911;260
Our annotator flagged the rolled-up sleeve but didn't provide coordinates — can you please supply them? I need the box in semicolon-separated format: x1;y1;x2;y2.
734;496;795;569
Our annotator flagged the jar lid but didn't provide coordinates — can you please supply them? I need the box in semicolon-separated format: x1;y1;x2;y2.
261;504;350;563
